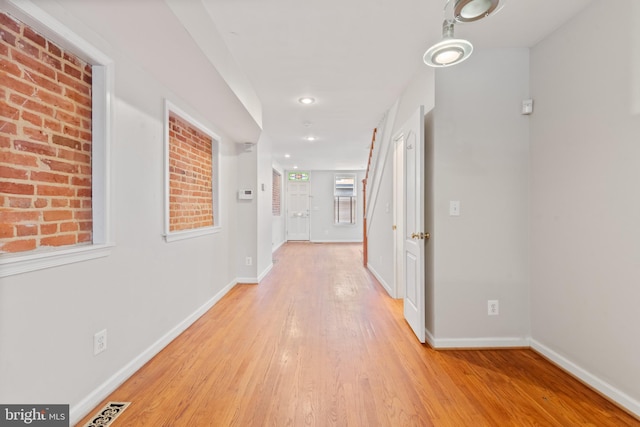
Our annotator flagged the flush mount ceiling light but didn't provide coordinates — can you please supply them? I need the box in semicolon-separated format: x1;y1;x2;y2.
453;0;505;23
298;97;315;105
304;136;316;142
423;20;473;67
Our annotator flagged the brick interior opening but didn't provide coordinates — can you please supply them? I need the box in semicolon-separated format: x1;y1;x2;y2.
168;111;214;232
0;12;93;253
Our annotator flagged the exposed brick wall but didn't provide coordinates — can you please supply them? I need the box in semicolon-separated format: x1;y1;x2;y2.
272;169;281;216
168;111;214;232
0;13;92;253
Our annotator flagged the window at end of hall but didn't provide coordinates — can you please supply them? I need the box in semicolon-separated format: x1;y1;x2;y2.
334;174;356;225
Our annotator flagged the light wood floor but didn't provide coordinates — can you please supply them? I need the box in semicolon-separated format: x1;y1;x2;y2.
77;242;639;426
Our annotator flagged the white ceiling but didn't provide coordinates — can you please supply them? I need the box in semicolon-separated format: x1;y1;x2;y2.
49;0;594;172
197;0;593;171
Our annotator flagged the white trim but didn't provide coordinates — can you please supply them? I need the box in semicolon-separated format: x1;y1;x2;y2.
164;100;221;242
311;240;363;243
163;226;221;243
235;277;259;284
530;339;640;418
70;279;237;425
367;263;394;297
258;263;273;282
0;244;112;277
429;336;530;349
0;0;114;277
272;240;285;253
425;328;436;348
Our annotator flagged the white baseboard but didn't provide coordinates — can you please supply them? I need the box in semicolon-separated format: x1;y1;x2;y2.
258;263;273;282
70;279;237;425
430;336;530;349
425;328;436;348
236;277;258;283
272;240;285;252
530;339;640;418
310;240;363;243
366;263;394;297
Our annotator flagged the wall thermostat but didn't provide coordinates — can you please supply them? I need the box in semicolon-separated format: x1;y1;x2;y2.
238;189;254;200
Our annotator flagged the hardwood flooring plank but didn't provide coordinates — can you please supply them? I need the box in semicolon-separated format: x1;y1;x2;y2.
76;242;639;426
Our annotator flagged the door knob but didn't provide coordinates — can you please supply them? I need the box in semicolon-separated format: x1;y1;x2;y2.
411;232;431;240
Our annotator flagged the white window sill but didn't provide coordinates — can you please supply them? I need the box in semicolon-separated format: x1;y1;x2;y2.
164;226;221;243
0;244;114;278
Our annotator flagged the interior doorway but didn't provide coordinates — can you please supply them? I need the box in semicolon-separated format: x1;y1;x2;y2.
393;134;405;299
286;181;310;241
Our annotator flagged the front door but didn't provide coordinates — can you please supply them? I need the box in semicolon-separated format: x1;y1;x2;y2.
287;181;310;241
402;106;428;343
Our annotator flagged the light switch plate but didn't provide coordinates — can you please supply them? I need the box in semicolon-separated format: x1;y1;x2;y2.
449;200;460;216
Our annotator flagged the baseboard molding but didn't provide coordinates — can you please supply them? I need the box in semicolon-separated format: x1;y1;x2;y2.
530;339;640;419
366;263;394;297
425;328;436;348
70;279;237;425
258;263;273;282
272;240;285;253
235;277;258;284
310;239;363;243
430;336;530;349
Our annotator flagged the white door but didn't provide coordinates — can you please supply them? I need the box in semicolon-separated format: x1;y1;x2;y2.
393;135;405;299
402;106;428;343
287;181;310;241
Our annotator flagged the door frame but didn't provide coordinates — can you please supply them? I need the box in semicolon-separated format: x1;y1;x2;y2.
393;134;405;299
286;180;311;241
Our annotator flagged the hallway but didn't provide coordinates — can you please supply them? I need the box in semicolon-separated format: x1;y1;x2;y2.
78;243;638;426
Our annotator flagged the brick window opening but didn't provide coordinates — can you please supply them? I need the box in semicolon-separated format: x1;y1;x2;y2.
272;169;281;216
166;103;219;241
0;12;93;254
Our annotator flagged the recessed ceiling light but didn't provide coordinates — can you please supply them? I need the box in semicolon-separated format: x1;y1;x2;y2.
298;97;315;105
284;154;291;158
305;136;316;141
293;165;298;169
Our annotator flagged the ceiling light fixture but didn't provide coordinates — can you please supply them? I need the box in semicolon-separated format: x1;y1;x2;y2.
423;20;473;67
453;0;505;23
298;97;315;105
304;136;316;142
284;154;291;158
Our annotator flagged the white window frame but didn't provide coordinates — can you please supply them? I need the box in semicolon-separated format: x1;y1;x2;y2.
0;0;114;277
334;173;357;225
163;100;221;243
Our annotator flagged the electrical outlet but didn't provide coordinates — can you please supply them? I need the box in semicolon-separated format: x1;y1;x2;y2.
488;300;499;316
245;257;252;266
94;329;107;355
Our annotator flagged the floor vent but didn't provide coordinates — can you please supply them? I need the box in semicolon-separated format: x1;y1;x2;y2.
83;402;130;427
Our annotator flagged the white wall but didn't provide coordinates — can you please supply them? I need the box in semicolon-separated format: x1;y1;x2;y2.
366;68;435;294
0;1;260;422
307;170;365;242
431;49;530;345
530;0;640;412
235;146;258;280
256;133;274;278
271;161;286;251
